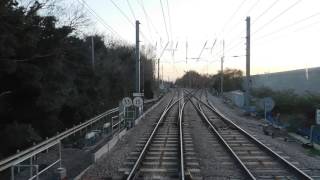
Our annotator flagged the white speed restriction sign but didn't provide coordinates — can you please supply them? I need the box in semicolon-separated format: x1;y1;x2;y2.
122;97;132;107
133;97;143;107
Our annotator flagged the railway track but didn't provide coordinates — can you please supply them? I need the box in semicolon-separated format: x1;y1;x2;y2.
190;90;313;180
119;90;202;179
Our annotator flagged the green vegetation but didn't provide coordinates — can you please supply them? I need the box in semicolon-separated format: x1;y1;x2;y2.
175;68;243;91
252;87;320;128
0;0;155;158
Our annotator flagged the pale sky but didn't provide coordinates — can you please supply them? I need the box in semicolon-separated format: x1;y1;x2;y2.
73;0;320;81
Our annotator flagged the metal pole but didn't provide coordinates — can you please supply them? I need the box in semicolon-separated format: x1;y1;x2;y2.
35;165;39;180
59;141;62;168
245;16;251;107
91;36;95;70
11;166;14;180
30;157;33;178
158;59;160;87
135;20;140;93
220;40;224;95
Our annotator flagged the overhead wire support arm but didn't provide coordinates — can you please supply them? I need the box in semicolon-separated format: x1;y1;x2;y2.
197;41;208;61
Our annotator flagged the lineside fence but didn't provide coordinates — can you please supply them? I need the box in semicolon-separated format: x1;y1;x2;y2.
0;97;160;180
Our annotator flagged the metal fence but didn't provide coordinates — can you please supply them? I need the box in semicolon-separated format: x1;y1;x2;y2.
0;97;159;180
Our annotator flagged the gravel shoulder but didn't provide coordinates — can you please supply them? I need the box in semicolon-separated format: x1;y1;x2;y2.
80;93;173;179
207;93;320;176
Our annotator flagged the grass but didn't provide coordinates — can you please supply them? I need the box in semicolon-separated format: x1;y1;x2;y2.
306;147;320;156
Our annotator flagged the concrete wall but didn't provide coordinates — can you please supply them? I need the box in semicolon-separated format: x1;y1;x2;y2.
251;67;320;94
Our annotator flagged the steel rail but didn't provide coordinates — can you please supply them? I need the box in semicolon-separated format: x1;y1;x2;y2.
178;95;186;180
127;90;193;180
206;101;313;180
0;98;159;172
190;99;256;179
126;96;181;179
190;91;313;180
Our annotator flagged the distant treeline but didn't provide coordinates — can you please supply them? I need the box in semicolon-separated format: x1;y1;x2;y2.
175;69;243;91
0;0;155;157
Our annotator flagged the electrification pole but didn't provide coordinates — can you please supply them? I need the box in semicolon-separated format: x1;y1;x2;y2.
158;58;160;87
91;36;95;70
245;16;251;107
135;20;140;93
220;40;224;95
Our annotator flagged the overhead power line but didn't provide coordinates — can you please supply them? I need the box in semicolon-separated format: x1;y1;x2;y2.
252;0;280;24
136;0;161;37
222;0;247;32
160;0;170;41
126;0;136;20
77;0;124;40
253;0;302;34
109;0;152;44
138;0;154;42
246;0;261;15
109;0;134;26
256;12;320;40
166;0;173;41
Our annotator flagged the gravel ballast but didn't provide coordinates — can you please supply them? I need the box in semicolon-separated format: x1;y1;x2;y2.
184;101;246;179
207;93;320;177
80;93;173;179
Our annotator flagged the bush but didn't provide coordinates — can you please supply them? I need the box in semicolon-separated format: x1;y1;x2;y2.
252;87;320;127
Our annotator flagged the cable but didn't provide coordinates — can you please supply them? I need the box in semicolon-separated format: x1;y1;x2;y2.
109;0;134;26
166;0;173;41
109;0;152;44
222;0;247;32
138;0;154;42
224;0;261;37
160;0;170;41
255;12;320;40
77;0;124;40
252;0;280;24
136;0;161;37
295;20;320;32
253;0;302;34
126;0;136;20
246;0;261;15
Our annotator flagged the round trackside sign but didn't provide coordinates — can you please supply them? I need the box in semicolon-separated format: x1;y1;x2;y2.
122;97;132;107
133;97;143;107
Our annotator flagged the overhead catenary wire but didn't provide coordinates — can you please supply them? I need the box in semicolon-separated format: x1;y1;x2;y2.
109;0;135;25
224;0;261;37
138;0;154;42
295;20;320;32
255;12;320;41
222;0;247;33
136;0;161;37
252;0;280;24
109;0;153;44
77;0;125;40
166;0;173;42
160;0;170;41
253;0;302;34
126;0;136;20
